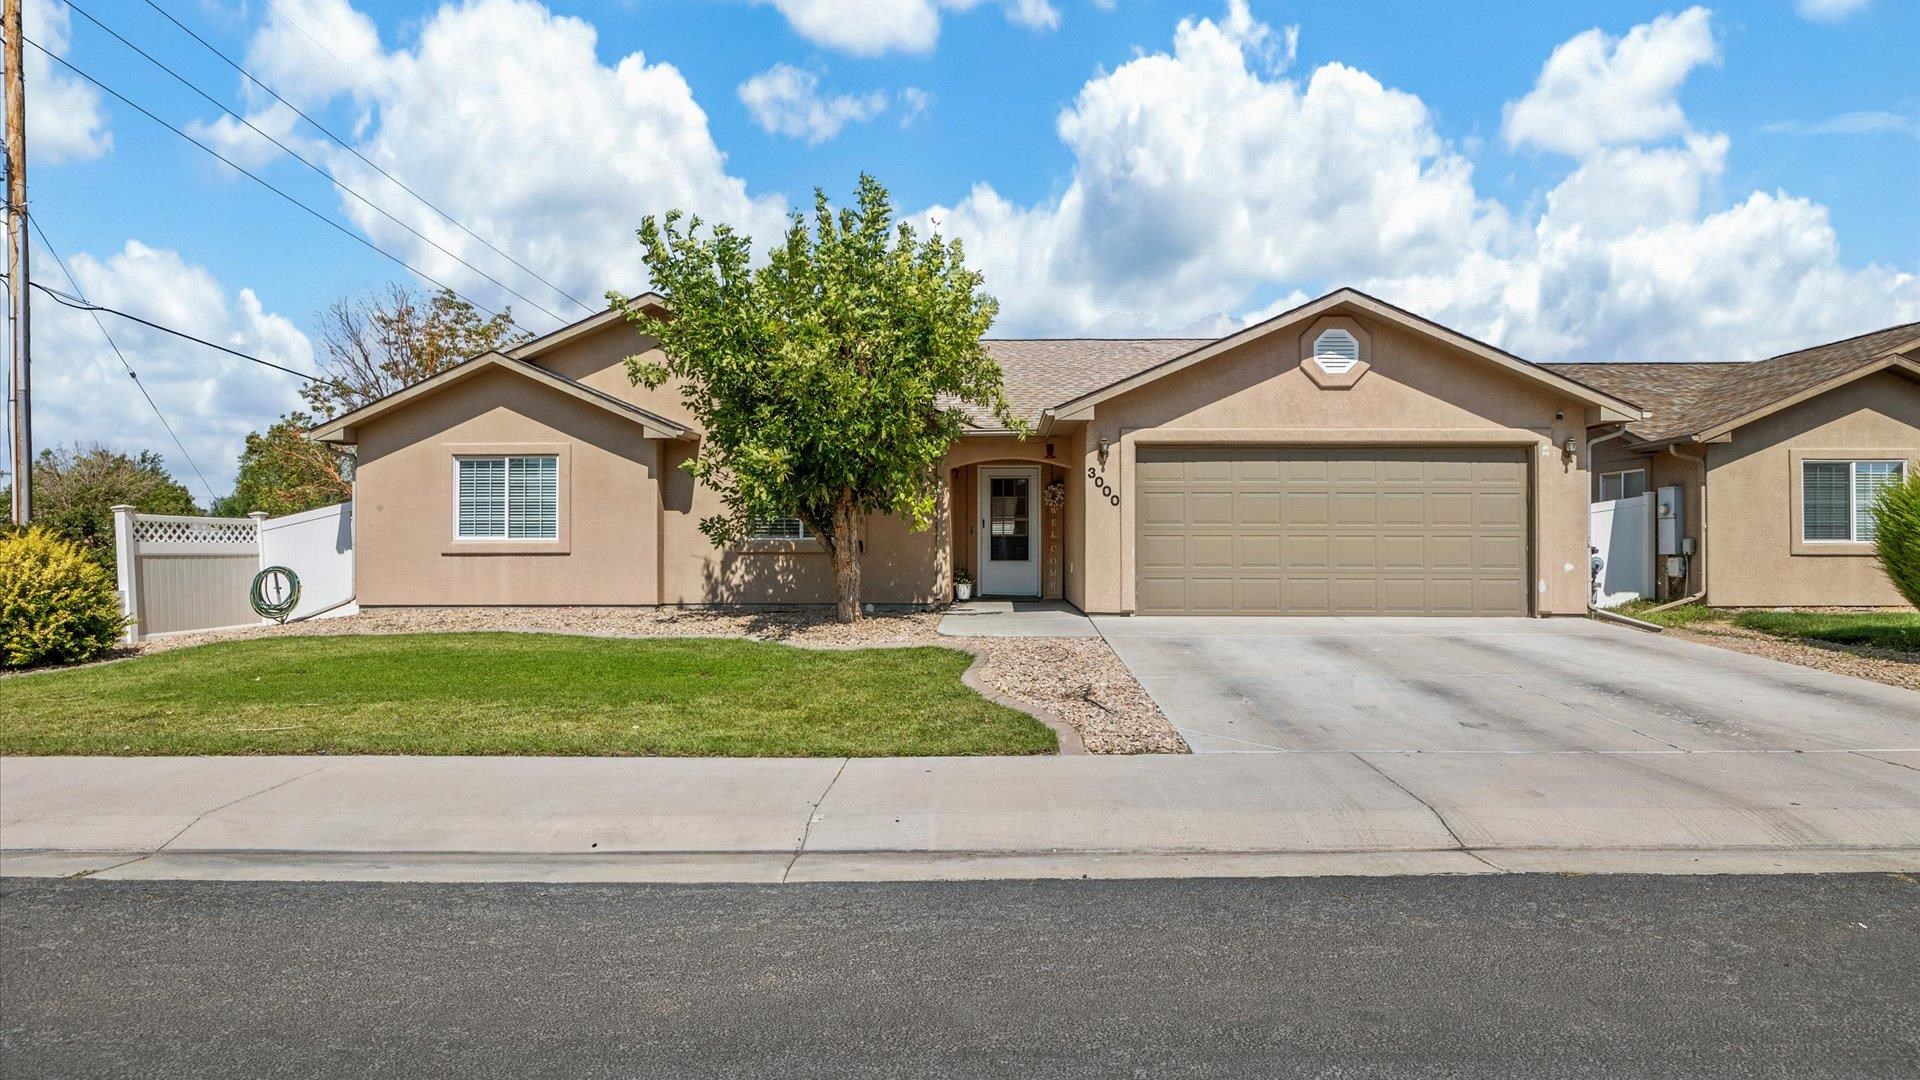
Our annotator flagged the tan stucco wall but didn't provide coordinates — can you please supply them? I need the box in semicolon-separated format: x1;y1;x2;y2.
1073;312;1596;615
353;366;662;606
1703;371;1919;608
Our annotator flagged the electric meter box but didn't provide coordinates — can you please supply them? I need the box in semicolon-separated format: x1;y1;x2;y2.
1657;485;1686;556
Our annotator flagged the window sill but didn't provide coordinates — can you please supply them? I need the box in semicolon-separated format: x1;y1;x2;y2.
1791;539;1878;557
736;538;825;555
443;540;570;556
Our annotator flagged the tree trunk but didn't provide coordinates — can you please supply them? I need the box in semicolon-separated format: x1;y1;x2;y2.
829;492;862;623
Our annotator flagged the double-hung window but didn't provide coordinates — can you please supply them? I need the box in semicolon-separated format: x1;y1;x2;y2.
456;455;558;540
1802;459;1903;543
1598;469;1648;501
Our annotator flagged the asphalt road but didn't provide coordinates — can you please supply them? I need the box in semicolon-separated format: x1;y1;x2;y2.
3;874;1916;1079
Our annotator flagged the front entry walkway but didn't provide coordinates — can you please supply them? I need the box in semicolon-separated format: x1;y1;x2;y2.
1093;616;1920;754
938;600;1098;638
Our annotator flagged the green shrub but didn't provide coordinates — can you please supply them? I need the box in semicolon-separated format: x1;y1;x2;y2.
0;527;126;668
1872;469;1920;609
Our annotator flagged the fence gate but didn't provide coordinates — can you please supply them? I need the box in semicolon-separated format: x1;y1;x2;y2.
111;503;355;642
1589;492;1654;608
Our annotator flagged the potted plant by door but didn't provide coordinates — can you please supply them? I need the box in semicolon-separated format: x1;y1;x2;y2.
954;569;974;602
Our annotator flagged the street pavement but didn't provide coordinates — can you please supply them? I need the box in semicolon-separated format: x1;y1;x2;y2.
3;873;1916;1078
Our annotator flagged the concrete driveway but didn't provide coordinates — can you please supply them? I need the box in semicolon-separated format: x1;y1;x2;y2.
1093;617;1920;755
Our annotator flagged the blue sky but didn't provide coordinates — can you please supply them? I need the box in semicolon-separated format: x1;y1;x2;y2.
9;0;1918;496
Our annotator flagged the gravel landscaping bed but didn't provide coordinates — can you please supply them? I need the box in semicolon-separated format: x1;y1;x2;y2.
1668;623;1920;694
137;607;1188;755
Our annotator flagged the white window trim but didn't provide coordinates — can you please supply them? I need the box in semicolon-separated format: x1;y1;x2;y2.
1311;329;1361;375
1801;458;1904;544
452;454;560;542
1597;468;1647;502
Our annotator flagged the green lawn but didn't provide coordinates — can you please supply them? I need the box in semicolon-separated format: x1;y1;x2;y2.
0;633;1058;757
1613;601;1920;652
1727;610;1920;652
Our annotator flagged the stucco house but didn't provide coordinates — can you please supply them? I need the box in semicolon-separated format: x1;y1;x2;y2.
309;287;1915;617
1545;323;1919;608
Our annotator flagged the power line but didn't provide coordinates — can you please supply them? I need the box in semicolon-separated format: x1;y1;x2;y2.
21;36;534;338
27;214;220;504
61;0;568;326
138;0;599;318
29;281;319;382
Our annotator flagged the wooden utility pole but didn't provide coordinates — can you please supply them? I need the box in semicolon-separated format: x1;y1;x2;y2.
3;0;28;525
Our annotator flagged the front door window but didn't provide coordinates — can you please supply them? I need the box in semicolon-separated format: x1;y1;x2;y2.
988;477;1031;562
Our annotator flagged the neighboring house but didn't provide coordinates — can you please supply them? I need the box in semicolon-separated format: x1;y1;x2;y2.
310;286;1652;617
1544;323;1920;609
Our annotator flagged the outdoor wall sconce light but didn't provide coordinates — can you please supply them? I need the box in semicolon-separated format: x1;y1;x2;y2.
1044;442;1055;459
1562;437;1578;465
1097;437;1111;467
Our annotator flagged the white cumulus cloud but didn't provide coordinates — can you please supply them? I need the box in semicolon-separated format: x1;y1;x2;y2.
31;241;313;496
738;64;892;144
1502;6;1718;157
228;0;791;328
1795;0;1871;22
14;0;111;164
758;0;1059;57
930;3;1919;359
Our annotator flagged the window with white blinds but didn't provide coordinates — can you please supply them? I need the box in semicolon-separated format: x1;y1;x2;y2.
748;515;808;540
456;455;558;540
1803;459;1903;543
1312;329;1361;374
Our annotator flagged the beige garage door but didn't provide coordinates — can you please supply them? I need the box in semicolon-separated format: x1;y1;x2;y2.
1135;447;1530;616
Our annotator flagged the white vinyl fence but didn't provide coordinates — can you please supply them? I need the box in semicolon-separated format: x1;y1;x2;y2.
1589;492;1654;609
112;502;355;643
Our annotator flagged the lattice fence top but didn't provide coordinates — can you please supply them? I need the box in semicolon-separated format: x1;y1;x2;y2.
133;516;258;548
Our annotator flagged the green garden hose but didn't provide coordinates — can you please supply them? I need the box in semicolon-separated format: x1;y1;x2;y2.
250;566;301;622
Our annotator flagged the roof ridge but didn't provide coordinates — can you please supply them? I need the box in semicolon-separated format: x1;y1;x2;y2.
1754;320;1920;364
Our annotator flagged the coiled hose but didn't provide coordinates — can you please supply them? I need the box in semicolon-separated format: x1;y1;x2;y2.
249;566;301;622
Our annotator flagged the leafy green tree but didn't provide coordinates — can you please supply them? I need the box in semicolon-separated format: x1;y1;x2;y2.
1;445;200;565
616;174;1020;622
213;412;353;518
301;282;531;418
1872;468;1920;609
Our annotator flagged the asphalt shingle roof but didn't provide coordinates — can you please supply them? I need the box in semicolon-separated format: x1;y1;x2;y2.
962;338;1213;429
1543;322;1920;442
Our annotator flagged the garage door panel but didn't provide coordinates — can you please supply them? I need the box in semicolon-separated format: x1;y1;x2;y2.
1237;577;1282;613
1190;491;1234;525
1136;446;1530;616
1190;534;1235;569
1141;491;1187;527
1238;491;1281;525
1240;534;1283;569
1284;491;1330;525
1477;491;1526;529
1139;534;1186;570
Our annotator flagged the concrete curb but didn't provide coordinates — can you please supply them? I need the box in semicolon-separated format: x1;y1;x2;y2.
7;846;1917;884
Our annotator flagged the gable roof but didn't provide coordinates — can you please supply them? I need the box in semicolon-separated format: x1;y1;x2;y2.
1043;288;1643;424
308;349;689;444
1542;321;1920;444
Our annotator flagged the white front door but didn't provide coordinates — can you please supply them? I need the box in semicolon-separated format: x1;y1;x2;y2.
977;467;1041;597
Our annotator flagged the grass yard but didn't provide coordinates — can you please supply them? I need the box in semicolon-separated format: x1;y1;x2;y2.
0;633;1058;757
1615;601;1920;652
1726;610;1920;652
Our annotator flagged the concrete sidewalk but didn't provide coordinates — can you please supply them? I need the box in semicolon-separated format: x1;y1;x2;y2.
5;751;1919;882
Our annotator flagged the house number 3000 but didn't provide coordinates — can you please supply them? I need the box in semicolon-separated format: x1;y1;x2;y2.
1087;466;1121;507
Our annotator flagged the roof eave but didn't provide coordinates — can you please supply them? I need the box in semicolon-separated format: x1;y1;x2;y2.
1691;354;1920;443
305;350;688;444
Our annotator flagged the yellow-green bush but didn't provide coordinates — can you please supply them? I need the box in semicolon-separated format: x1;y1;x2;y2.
0;527;126;668
1875;470;1920;610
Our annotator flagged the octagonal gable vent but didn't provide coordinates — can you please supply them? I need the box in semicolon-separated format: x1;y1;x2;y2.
1312;329;1361;374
